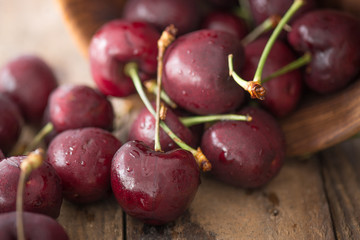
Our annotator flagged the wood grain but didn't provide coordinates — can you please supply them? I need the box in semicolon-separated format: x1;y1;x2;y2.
321;139;360;240
125;158;335;240
57;196;124;240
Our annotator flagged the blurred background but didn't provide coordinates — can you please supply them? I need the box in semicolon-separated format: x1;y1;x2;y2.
0;0;91;85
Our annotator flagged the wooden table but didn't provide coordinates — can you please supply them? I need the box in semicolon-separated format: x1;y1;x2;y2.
1;0;359;239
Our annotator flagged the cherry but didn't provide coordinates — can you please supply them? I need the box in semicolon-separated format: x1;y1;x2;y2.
249;0;316;26
129;102;197;152
241;38;303;117
207;0;238;9
0;55;58;124
0;211;69;240
288;9;360;94
0;93;23;155
202;11;249;40
123;0;201;35
89;20;160;97
47;127;122;203
48;84;114;133
0;155;63;218
111;140;200;225
162;29;245;115
201;106;285;188
0;149;4;160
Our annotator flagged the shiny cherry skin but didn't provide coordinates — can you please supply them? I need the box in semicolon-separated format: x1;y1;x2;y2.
47;127;122;203
0;55;58;124
202;11;248;40
0;93;23;155
128;102;197;152
48;84;114;133
89;20;160;97
241;38;303;117
162;29;245;115
249;0;316;25
0;155;63;218
123;0;201;35
201;106;285;188
111;140;200;225
288;9;360;94
0;212;69;240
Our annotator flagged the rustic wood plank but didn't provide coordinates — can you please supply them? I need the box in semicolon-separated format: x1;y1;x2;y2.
126;158;335;240
58;196;124;240
320;138;360;240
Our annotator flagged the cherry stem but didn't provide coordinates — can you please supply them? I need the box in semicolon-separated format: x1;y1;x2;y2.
23;122;54;155
235;0;253;28
241;15;281;46
16;148;45;240
144;80;177;108
125;62;211;172
262;52;312;83
155;25;177;152
253;0;305;84
228;54;266;100
180;114;252;127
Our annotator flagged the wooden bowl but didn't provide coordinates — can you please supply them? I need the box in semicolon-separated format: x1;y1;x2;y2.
55;0;360;157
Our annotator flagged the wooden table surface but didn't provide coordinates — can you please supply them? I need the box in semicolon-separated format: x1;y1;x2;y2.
1;0;359;239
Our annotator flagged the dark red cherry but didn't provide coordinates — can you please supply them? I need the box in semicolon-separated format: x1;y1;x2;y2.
207;0;238;9
201;106;285;188
288;9;360;94
123;0;201;35
0;55;58;124
0;93;23;155
47;127;122;203
48;84;114;133
0;155;63;218
249;0;316;26
111;140;200;225
0;211;69;240
162;29;245;115
128;102;197;151
241;38;303;117
89;20;160;97
202;11;248;39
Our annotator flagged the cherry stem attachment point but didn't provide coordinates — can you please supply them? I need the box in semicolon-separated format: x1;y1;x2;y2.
23;122;54;155
154;24;178;152
125;62;211;172
262;52;312;83
180;114;252;127
228;54;266;100
252;0;305;84
16;148;45;240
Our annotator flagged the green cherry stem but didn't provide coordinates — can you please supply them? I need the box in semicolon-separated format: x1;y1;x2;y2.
241;15;281;46
253;0;305;84
23;122;54;155
144;80;177;108
180;114;252;127
125;62;211;172
262;52;312;83
228;54;266;100
17;148;45;240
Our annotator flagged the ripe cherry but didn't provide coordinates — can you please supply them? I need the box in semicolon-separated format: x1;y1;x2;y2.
0;55;58;124
162;29;245;115
47;127;122;203
111;140;200;225
89;20;160;97
288;9;360;94
0;155;63;218
201;106;285;188
48;84;114;133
